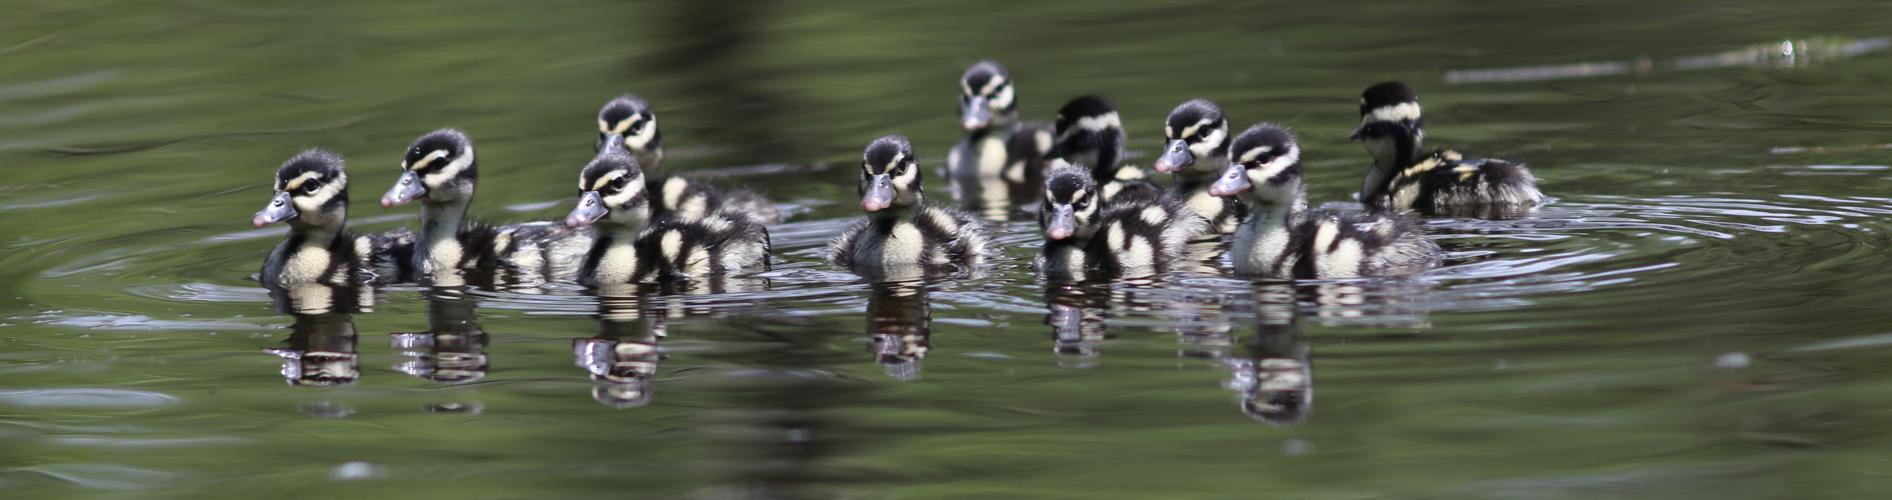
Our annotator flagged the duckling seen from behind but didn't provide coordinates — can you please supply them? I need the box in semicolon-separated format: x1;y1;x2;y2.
1048;95;1162;202
829;135;994;276
1211;123;1441;278
1351;81;1543;217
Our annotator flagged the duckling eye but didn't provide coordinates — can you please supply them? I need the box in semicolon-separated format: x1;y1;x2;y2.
301;182;320;194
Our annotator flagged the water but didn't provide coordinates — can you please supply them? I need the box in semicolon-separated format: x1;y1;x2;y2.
5;0;1892;497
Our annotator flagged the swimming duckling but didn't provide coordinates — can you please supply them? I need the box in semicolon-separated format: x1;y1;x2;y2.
562;151;772;286
1351;81;1543;216
380;129;591;282
1047;95;1162;202
595;95;782;224
254;149;412;287
1034;167;1206;278
1153;99;1245;234
1210;123;1441;278
829;135;993;274
948;61;1052;216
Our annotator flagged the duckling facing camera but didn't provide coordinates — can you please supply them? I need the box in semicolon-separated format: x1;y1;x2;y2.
254;149;413;287
594;95;782;224
828;135;994;275
1211;123;1441;279
381;129;591;282
949;60;1054;216
1047;95;1162;203
1154;99;1246;234
562;151;771;286
1351;81;1543;217
1034;166;1206;279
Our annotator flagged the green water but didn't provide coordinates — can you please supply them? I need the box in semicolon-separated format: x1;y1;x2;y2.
7;0;1892;498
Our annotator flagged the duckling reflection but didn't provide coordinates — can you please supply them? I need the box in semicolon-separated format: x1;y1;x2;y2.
390;286;490;384
1171;292;1238;362
1223;297;1312;426
1043;280;1109;366
865;280;930;380
573;291;667;408
262;284;366;387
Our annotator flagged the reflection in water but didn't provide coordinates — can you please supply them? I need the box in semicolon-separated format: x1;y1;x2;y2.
1223;299;1312;426
390;286;490;384
1445;36;1890;84
1044;281;1109;367
865;280;930;380
573;292;667;409
261;284;367;387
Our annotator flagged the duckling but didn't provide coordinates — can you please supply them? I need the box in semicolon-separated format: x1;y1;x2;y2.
1034;167;1206;279
1153;99;1246;234
1047;95;1163;202
562;151;771;286
1210;123;1441;278
828;135;993;274
948;61;1052;216
380;129;591;282
595;95;782;224
254;149;413;287
1351;81;1543;216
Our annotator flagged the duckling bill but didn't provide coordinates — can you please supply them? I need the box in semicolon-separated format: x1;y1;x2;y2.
1352;81;1543;217
1211;123;1441;278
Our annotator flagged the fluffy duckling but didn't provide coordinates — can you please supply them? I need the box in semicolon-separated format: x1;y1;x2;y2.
1210;123;1441;278
949;61;1053;215
381;129;591;282
829;135;993;274
1154;99;1246;234
1047;95;1162;202
562;151;771;286
595;95;782;224
254;149;412;287
1351;81;1543;216
1034;167;1206;278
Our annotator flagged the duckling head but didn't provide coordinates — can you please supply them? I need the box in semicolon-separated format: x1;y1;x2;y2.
1047;95;1124;171
958;61;1018;131
1211;123;1302;206
565;151;650;229
254;149;350;229
595;95;663;167
382;128;476;208
1351;81;1423;168
1154;99;1229;176
1039;168;1101;241
859;135;923;214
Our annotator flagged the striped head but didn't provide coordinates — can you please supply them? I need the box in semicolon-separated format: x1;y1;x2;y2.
1048;95;1125;176
1351;81;1423;169
1154;99;1230;176
381;128;476;208
859;135;922;214
1039;168;1101;241
595;95;664;168
958;61;1018;131
564;151;650;229
1210;123;1302;205
254;149;349;229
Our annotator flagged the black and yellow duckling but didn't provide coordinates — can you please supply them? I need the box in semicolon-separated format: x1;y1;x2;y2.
1047;95;1163;202
948;61;1054;216
1210;123;1441;278
1034;166;1206;279
1153;99;1246;234
254;149;412;288
380;129;591;283
1351;81;1543;217
562;151;771;286
595;95;782;224
829;135;994;275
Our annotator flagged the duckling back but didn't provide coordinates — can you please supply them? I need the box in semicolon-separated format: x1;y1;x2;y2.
1293;210;1441;279
639;210;771;279
1381;150;1543;217
831;205;992;270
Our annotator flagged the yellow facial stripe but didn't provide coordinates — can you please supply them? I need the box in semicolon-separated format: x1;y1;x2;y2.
611;117;633;135
408;150;449;171
283;171;321;191
590;170;626;191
